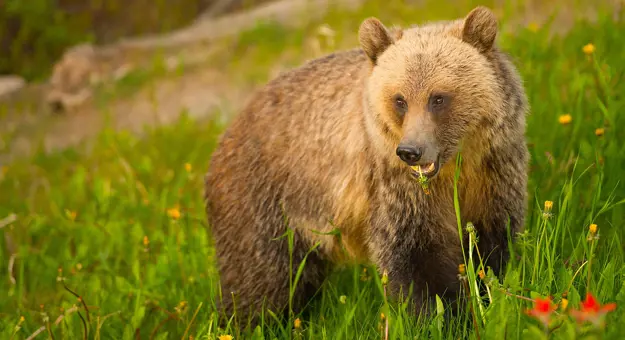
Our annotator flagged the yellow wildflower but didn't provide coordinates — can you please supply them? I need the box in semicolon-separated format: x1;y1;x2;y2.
458;264;466;275
544;201;553;212
339;295;347;304
65;210;77;221
478;270;485;280
175;301;188;314
380;312;386;320
527;22;540;33
294;318;301;329
15;315;25;332
218;336;233;340
583;43;595;55
143;236;149;247
559;114;572;125
595;128;605;137
360;267;370;281
560;298;569;311
184;163;192;172
167;206;181;220
589;224;597;234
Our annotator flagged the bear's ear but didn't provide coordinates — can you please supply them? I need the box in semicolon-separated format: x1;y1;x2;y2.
359;17;397;65
461;6;498;53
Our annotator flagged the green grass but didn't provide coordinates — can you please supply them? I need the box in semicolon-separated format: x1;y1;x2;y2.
2;0;625;339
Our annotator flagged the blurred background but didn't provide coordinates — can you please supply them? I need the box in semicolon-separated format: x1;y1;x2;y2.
1;0;278;80
0;0;620;165
1;0;368;165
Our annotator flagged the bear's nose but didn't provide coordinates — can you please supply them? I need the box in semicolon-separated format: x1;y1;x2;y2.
396;145;422;165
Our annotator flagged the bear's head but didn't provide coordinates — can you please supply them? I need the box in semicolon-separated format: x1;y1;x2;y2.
359;6;505;181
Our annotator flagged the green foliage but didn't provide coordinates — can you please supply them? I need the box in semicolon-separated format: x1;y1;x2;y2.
0;0;208;81
1;0;625;339
0;0;92;81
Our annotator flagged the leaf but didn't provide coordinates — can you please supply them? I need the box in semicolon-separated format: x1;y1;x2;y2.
435;294;445;335
251;325;265;340
529;291;544;300
597;262;616;300
524;324;549;340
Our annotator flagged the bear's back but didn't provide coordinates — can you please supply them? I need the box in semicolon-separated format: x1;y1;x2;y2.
214;48;371;175
206;48;372;209
237;48;368;126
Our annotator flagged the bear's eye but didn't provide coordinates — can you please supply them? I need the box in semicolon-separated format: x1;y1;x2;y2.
428;93;450;113
393;95;408;115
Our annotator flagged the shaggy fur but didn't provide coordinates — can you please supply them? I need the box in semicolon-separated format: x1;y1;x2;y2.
204;6;529;326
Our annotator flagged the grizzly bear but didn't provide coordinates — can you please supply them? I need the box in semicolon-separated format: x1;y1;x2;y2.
204;5;528;326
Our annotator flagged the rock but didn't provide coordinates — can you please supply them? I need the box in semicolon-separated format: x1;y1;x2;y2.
45;43;125;113
49;44;100;93
0;75;25;99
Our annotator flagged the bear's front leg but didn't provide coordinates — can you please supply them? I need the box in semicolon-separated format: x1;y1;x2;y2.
368;201;464;316
475;141;528;277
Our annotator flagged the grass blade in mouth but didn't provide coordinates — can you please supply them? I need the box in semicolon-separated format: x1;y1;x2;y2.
417;171;430;195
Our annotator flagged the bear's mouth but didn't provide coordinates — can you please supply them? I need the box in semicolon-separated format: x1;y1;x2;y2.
409;160;440;179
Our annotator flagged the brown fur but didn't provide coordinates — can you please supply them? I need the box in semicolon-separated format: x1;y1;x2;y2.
204;6;529;327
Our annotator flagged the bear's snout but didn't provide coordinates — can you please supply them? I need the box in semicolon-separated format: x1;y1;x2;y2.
396;140;441;178
396;145;423;165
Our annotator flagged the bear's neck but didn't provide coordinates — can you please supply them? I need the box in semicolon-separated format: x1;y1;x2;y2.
372;144;487;209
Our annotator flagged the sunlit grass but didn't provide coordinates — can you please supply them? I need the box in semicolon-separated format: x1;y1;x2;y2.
1;0;625;339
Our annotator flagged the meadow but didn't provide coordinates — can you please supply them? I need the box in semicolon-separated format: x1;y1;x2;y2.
1;0;624;339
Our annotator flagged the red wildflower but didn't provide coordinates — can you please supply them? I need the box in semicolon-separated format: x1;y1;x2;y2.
526;297;557;327
570;292;617;327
